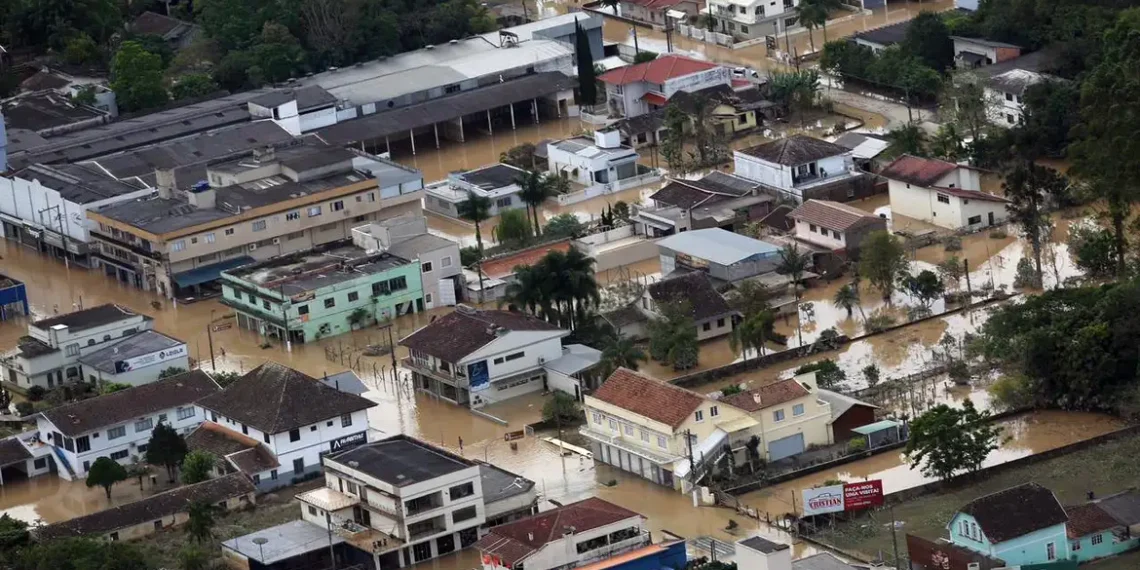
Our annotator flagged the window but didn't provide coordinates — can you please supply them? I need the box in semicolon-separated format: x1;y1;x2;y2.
159;413;167;423
496;197;512;208
741;25;749;33
289;429;301;442
103;334;112;341
624;424;633;436
445;84;461;94
134;418;153;432
1091;534;1104;546
33;458;47;470
341;414;353;428
348;291;359;302
1046;542;1056;561
1071;541;1081;551
225;228;235;236
453;505;478;523
592;412;603;424
298;305;309;315
937;193;951;204
717;318;725;327
242;424;248;435
967;215;982;225
450;482;475;499
755;5;764;14
657;435;668;448
177;407;195;420
252;474;260;484
309;506;318;516
262;300;271;310
694;410;704;422
76;436;92;452
1005;92;1013;101
389;276;407;291
107;426;126;440
110;450;129;460
308;206;322;217
640;430;649;442
310;425;317;432
372;281;390;296
608;419;617;431
252;220;267;232
504;352;525;362
425;293;433;305
422;261;433;273
327;420;334;427
204;232;216;244
271;469;278;480
65;344;79;357
773;409;785;422
324;298;336;309
172;240;186;252
286;211;300;221
833;230;842;240
1007;114;1015;124
88;339;95;346
702;322;711;331
793;403;805;416
442;256;453;267
293;457;305;473
710;406;719;417
264;433;271;444
331;200;344;212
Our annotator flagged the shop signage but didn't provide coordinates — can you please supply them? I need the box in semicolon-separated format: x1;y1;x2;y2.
329;431;367;453
114;344;188;373
801;480;884;515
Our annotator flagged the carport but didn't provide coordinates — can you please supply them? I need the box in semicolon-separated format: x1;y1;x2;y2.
0;438;34;485
852;419;904;450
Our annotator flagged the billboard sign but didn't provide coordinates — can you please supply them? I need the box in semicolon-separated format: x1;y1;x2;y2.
802;485;845;516
114;344;188;374
844;480;884;510
802;480;884;515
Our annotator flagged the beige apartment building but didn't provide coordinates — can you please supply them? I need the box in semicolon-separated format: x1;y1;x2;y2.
86;144;424;299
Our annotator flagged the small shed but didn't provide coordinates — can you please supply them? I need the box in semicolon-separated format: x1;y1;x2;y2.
852;419;903;449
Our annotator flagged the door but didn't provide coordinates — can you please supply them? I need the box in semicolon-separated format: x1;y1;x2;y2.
988;211;995;226
768;433;805;461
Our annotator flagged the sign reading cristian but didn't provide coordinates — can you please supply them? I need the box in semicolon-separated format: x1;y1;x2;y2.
802;480;884;515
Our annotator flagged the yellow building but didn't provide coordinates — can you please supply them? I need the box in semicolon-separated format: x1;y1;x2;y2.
720;372;834;462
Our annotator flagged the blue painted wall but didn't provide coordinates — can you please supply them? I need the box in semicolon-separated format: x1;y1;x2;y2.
948;512;1070;566
607;541;687;570
0;279;28;321
1070;531;1139;563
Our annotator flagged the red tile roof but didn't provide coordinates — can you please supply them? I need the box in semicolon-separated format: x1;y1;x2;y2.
591;368;706;428
479;241;572;279
599;55;720;86
641;92;668;106
475;498;643;567
623;0;695;8
879;154;959;187
1065;503;1121;539
789;199;884;232
934;185;1009;203
721;378;810;412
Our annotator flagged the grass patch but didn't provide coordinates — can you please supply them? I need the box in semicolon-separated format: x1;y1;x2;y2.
1084;549;1140;570
814;433;1140;565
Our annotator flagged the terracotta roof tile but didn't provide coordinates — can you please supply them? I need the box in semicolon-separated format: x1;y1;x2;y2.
479;241;572;279
721;378;810;412
599;55;720;86
399;307;564;363
1064;503;1120;539
475;498;642;566
591;368;705;428
789;200;884;232
879;154;959;187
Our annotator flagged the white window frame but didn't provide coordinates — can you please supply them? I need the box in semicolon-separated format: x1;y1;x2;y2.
792;403;805;416
107;426;126;440
773;409;785;422
694;410;704;422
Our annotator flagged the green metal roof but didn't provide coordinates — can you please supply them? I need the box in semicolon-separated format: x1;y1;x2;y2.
851;419;901;435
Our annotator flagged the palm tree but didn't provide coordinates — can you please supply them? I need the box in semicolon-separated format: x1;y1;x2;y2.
458;191;493;302
777;243;811;346
886;123;927;158
600;333;647;377
795;0;828;54
516;171;551;238
833;283;859;319
815;0;841;43
502;265;545;315
730;310;776;360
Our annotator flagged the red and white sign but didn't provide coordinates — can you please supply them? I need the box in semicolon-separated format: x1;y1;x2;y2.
801;480;884;515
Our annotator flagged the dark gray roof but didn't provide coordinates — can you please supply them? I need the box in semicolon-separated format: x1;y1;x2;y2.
1097;490;1140;527
37;473;254;539
387;233;457;260
739;135;849;166
458;163;527;190
319;371;370;396
792;553;861;570
14;337;57;359
950;36;1021;49
602;305;646;329
651;172;757;210
14;163;146;204
833;132;888;151
978;49;1060;79
399;307;563;362
77;330;185;373
316;72;577;144
986;68;1057;95
4;129;49;153
32;304;144;331
648;272;735;322
959;482;1068;543
327;435;475;486
614;108;665;136
39;370;220;437
93;195;233;235
698;171;762;195
0;438;31;467
274;145;355;173
479;463;536;504
250;86;337;111
739;536;789;554
196;362;377;434
852;20;911;47
0;92;106;132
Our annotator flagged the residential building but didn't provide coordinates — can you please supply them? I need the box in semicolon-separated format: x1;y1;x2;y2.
424;163;529;219
985;68;1060;126
787;199;886;259
832;132;890;172
77;330;189;387
947;482;1071;566
643;272;737;341
735;536;861;570
656;228;797;285
32;370;220;480
37;474;255;542
1066;490;1140;563
634;171;772;236
0;162;152;266
185;421;280;484
816;389;878;442
129;12;201;51
733;135;872;203
952;36;1022;69
621;0;705;26
219;239;423;344
194;361;378;490
542;344;603;401
0;434;53;485
881;155;1008;230
851;20;911;53
668;84;775;136
705;0;836;42
399;305;572;408
580;368;761;490
546;132;653;192
575;540;687;570
1;304;153;392
906;534;1007;570
86;143;425;298
352;215;463;309
222;520;375;570
720;374;833;462
475;497;649;570
0;273;28;321
598;55;730;119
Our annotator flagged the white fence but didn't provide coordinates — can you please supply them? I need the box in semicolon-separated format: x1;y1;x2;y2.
676;24;735;47
554;170;663;206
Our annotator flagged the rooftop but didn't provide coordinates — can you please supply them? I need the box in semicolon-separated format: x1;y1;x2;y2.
1064;502;1120;539
650;173;756;210
738;135;850;166
598;54;721;86
978;48;1059;78
475;498;643;567
789;199;884;232
399;306;564;363
879;154;959;187
77;330;185;374
455;163;528;192
249;86;337;112
13;163;147;205
224;240;412;296
319;370;370;396
130;11;198;39
591;368;706;429
0;91;106;133
38;369;220;437
223;520;345;565
852;20;911;47
32;304;146;331
738;536;790;554
647;272;735;322
327;434;475;486
543;344;603;376
722;378;811;412
987;68;1056;95
832;132;890;160
958;482;1068;543
950;35;1022;49
196;362;377;434
186;422;279;475
816;389;877;420
479;462;537;504
657;228;780;266
549;137;637;160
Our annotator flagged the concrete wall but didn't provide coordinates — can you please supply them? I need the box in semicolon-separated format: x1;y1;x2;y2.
0;175;150;244
86;352;190;387
100;491;254;541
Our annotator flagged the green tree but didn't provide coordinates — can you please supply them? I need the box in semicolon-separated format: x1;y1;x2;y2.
458;191;493;300
795;359;846;389
929;123;965;163
18;537;149;570
599;0;620;13
211;371;242;387
186;500;219;543
862;364;881;388
901;269;945;309
0;514;29;553
177;544;213;570
902;12;955;72
575;20;597;105
730;310;776;360
543;213;586;239
1067;221;1117;279
85;456;128;500
158;366;188;378
633;50;658;63
542;390;582;425
599;333;647;378
1014;80;1080;160
110;41;169;112
940;76;990;145
859;231;909;301
937;255;965;292
1003;162;1067;287
820;40;875;80
832;284;859;318
64;33;101;65
252;22;306;83
776;243;811;345
180;450;216;485
660;104;689;173
146;422;188;482
170;73;219;100
768;70;820;128
647;302;699;371
796;0;828;54
99;382;131;394
515;171;553;236
885;123;927;158
905;400;1003;480
727;280;771;321
493;209;532;245
501;143;538;170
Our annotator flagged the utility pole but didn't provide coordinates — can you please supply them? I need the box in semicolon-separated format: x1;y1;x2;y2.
37;204;69;269
206;309;216;370
631;26;640;55
325;511;339;570
889;504;901;569
685;429;695;473
279;285;292;352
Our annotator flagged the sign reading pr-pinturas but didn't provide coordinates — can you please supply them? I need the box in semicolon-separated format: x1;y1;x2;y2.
801;480;884;516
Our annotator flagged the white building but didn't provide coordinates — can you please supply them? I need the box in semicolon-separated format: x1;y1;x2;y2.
951;36;1022;69
643;272;737;341
475;497;649;570
423;163;529;219
32;370;220;480
881;155;1009;230
733;135;869;203
248;86;340;136
736;536;860;570
786;199;887;258
194;361;377;491
984;69;1057;126
0;163;152;265
1;304;153;392
400;306;581;409
546;131;644;189
352;215;462;309
77;330;189;387
598;55;730;119
705;0;804;41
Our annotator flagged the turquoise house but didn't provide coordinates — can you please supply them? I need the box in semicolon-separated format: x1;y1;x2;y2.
947;483;1140;568
220;240;423;344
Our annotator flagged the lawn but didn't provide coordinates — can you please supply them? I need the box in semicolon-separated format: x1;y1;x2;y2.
1084;550;1140;570
812;433;1140;567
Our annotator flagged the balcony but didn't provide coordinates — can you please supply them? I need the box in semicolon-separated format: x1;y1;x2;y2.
577;531;653;565
407;515;447;540
401;357;467;387
578;426;680;465
404;493;444;517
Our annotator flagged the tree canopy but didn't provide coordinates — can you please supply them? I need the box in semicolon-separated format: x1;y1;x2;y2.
85;457;128;500
146;422;188;482
905;400;1003;480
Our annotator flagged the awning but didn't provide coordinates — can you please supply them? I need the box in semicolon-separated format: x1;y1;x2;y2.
642;92;668;107
172;256;254;288
851;419;901;435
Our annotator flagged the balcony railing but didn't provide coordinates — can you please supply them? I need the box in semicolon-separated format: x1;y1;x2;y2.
578;532;653;565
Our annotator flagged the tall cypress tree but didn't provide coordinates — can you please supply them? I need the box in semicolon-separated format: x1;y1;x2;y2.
575;20;597;105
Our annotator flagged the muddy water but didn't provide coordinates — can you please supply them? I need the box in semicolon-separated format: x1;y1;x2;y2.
734;410;1125;517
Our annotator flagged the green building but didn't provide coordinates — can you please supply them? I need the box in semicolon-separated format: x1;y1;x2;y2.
220;239;423;344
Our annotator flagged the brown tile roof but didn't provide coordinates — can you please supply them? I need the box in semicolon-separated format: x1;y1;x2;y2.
959;483;1068;543
598;55;719;86
399;307;564;363
479;241;572;279
1064;503;1121;539
789;200;884;232
475;498;642;566
647;272;734;322
186;422;279;476
0;438;31;467
591;368;705;428
905;534;1007;570
759;204;796;233
738;135;849;166
130;11;193;38
721;378;810;412
37;473;255;539
40;371;220;437
879;154;958;187
196;362;376;434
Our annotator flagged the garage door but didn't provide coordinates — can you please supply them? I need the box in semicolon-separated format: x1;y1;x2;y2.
768;433;805;462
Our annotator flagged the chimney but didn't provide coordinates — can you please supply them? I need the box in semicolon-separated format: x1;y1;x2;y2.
155;167;177;199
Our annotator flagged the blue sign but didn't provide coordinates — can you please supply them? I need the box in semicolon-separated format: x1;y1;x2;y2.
469;361;490;392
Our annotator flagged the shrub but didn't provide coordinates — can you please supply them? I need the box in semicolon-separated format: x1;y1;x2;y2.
721;384;744;396
848;437;868;453
26;386;45;402
943;236;962;251
14;402;33;417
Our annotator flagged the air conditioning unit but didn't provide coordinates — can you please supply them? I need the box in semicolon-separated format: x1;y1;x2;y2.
537;356;545;364
272;237;281;245
248;243;258;251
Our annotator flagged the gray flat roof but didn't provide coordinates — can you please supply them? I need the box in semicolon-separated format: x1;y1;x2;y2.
95;195;233;234
1;92;106;132
551;137;637;161
387;233;456;260
327;435;474;487
77;330;185;373
225;241;412;296
479;463;536;504
459;163;527;190
223;520;345;565
657;228;780;266
15;163;147;204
